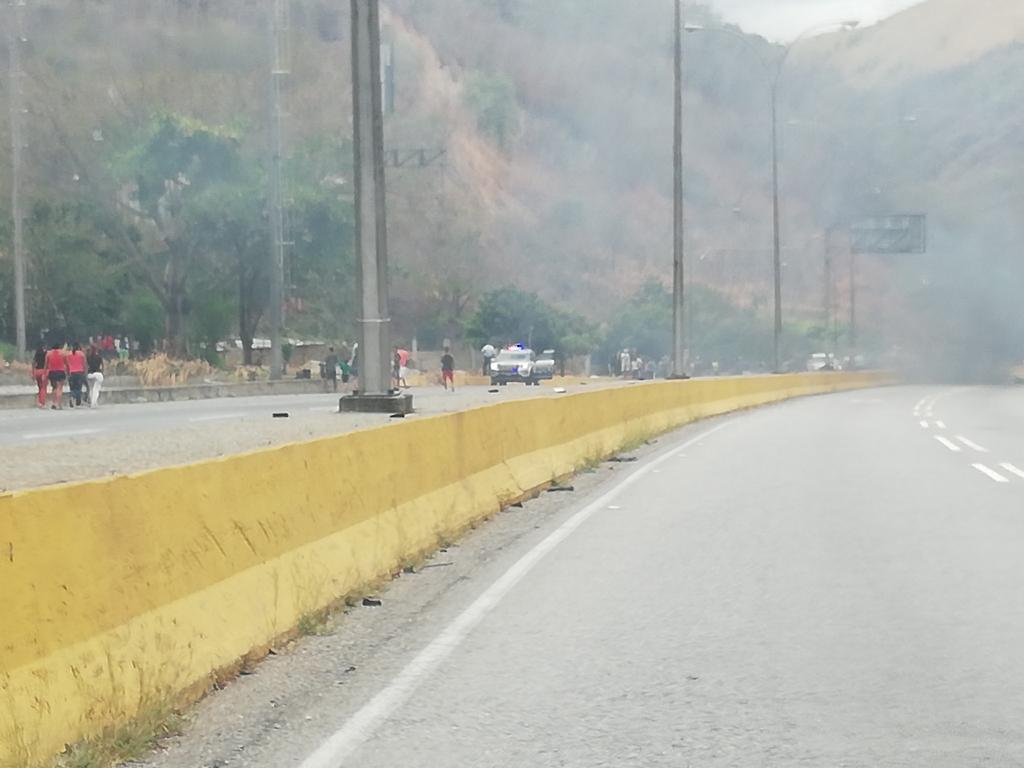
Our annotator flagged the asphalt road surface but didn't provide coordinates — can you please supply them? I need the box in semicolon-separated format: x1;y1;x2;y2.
140;384;1024;767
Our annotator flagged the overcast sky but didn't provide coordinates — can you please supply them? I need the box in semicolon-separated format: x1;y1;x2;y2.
706;0;926;40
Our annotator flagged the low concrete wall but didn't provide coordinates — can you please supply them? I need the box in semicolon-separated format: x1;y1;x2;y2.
0;379;327;410
0;372;887;766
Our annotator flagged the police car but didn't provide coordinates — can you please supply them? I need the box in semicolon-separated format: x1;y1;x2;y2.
489;345;555;386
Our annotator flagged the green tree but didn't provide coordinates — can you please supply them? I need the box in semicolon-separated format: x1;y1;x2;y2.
463;71;519;149
112;113;245;353
23;199;128;343
465;286;594;353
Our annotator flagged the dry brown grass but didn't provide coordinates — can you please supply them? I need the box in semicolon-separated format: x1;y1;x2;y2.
129;355;215;387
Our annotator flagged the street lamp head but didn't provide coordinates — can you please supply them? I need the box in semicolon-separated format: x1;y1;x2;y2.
683;23;705;33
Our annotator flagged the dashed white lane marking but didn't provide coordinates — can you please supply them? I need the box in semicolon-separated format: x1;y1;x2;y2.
188;413;245;423
972;463;1009;483
956;436;989;453
919;420;929;428
936;421;946;429
999;463;1024;480
296;421;733;768
934;436;962;452
22;427;102;440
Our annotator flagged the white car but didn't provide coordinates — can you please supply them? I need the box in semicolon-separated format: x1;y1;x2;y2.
490;346;551;386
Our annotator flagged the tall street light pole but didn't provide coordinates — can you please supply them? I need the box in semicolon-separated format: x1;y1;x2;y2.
687;20;858;373
340;0;412;413
671;0;686;378
267;0;290;380
7;0;27;360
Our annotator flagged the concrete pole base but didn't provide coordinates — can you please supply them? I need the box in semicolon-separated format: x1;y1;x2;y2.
338;393;414;414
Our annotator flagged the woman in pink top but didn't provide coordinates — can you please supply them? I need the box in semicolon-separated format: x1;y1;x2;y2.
66;342;87;408
45;343;67;410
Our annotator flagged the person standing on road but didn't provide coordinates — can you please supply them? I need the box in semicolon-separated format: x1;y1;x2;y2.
324;346;339;392
86;344;104;407
395;346;410;389
619;349;631;379
31;345;47;409
441;346;455;392
67;343;87;407
45;343;67;410
481;343;496;376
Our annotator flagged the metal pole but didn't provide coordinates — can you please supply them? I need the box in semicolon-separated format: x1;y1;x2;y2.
351;0;391;396
671;0;686;378
824;227;833;357
267;0;289;379
7;0;26;359
849;249;857;352
770;83;782;373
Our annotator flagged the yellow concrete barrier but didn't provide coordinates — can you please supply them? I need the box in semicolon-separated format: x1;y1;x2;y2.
0;372;886;766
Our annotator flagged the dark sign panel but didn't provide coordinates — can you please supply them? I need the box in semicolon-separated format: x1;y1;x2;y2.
849;214;927;254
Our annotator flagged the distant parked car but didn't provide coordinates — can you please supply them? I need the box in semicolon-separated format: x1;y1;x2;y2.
806;352;838;372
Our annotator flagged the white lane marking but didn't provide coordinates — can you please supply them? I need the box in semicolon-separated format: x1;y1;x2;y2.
934;436;962;452
956;436;989;453
972;463;1009;483
919;420;929;428
999;463;1024;480
936;421;946;429
188;412;245;423
22;427;102;440
296;421;733;768
912;395;929;414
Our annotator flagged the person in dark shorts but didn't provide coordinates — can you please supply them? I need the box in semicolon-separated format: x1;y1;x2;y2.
441;346;455;392
45;343;67;409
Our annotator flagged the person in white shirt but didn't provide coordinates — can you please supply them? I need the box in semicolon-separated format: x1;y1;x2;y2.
481;343;496;376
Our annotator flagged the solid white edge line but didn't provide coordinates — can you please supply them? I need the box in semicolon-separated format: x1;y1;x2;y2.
22;427;102;440
972;463;1009;483
956;436;989;453
999;463;1024;480
934;435;961;452
296;421;733;768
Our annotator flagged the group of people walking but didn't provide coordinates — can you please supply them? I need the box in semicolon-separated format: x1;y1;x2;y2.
31;342;104;410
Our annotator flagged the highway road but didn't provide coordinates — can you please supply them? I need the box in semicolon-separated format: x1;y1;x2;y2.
0;381;620;448
138;384;1024;767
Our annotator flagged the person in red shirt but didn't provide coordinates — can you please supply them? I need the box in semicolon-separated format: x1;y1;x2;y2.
45;343;68;409
66;343;88;408
30;345;47;409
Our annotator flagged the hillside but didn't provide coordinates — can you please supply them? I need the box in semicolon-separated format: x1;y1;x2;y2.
0;0;1021;374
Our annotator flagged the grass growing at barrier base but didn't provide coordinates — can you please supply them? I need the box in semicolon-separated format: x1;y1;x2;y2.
52;705;186;768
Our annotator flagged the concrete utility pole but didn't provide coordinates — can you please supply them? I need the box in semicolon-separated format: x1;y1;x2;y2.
7;0;27;359
671;0;687;378
267;0;290;379
340;0;411;413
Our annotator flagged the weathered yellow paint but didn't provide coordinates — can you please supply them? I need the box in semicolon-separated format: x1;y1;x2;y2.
0;372;887;766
